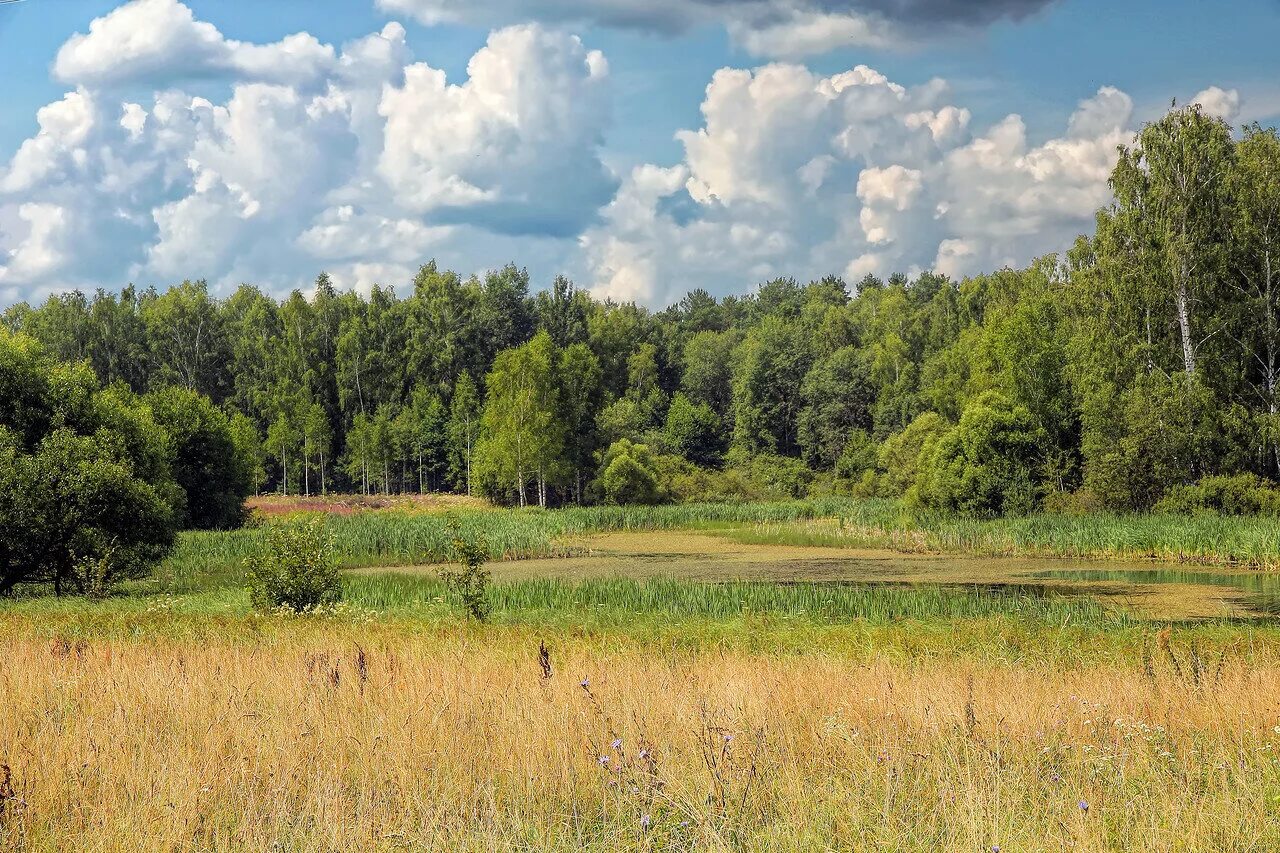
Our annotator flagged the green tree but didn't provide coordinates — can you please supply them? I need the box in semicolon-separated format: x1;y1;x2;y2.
147;386;256;529
476;332;563;506
664;393;724;467
732;316;810;456
797;346;875;470
448;373;482;496
918;392;1048;517
0;331;177;595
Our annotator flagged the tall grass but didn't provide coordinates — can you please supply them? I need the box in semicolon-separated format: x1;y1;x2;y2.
343;573;1125;627
734;499;1280;568
155;496;1280;598
0;623;1276;850
156;498;855;592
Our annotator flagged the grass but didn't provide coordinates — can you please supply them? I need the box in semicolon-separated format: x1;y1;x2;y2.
729;500;1280;568
342;573;1126;627
5;498;1280;849
158;497;1280;599
0;619;1277;851
154;498;856;592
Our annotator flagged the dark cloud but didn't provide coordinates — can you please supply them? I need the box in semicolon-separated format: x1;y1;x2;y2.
380;0;1060;41
813;0;1055;26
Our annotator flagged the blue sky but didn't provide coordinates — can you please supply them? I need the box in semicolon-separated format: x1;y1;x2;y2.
0;0;1275;307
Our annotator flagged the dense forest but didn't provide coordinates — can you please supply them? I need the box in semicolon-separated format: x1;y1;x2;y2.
5;105;1280;526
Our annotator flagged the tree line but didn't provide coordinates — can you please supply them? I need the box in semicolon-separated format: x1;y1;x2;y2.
4;105;1280;528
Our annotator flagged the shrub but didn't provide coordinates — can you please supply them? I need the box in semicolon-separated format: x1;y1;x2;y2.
835;429;878;483
245;520;341;612
917;392;1048;517
875;412;951;497
743;453;814;500
1154;474;1280;516
440;516;491;621
1041;487;1105;517
597;439;666;505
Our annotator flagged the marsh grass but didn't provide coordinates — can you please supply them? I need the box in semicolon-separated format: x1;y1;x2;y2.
153;499;855;593
342;573;1125;627
732;500;1280;568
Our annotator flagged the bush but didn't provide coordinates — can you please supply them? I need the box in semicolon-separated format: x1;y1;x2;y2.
440;517;491;621
1041;488;1105;517
597;439;666;505
742;453;815;500
917;392;1048;517
875;412;951;497
835;429;878;483
245;520;342;612
1154;474;1280;516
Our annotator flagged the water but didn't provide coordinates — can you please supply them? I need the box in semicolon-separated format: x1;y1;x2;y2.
1029;567;1280;616
373;529;1280;620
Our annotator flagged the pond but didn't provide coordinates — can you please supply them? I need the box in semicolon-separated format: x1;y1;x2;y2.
368;529;1280;620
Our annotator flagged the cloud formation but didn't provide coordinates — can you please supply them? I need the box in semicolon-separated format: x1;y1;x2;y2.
54;0;336;87
1;2;612;302
582;68;1145;305
0;0;1247;309
377;0;1058;56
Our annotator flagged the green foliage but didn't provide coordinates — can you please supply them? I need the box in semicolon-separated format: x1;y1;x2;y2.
597;439;665;505
737;452;815;500
874;412;951;498
663;392;724;466
918;392;1047;517
1155;474;1280;516
245;520;342;612
0;330;177;596
797;346;874;470
834;429;878;483
732;316;810;456
147;386;256;529
439;516;491;621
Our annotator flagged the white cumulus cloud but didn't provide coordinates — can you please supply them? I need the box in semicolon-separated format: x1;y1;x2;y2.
0;1;615;301
583;66;1141;305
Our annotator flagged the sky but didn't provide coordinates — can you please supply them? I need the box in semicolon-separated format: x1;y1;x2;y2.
0;0;1276;309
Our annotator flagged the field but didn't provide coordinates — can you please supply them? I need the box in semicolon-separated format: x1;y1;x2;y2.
3;497;1280;851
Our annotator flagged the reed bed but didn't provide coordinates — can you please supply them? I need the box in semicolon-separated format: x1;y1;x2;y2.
342;574;1124;627
0;623;1276;851
155;499;854;592
733;501;1280;569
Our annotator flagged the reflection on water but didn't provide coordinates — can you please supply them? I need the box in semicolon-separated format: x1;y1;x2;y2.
1029;568;1280;615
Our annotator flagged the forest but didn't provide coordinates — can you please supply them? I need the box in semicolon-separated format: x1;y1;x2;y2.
4;105;1280;530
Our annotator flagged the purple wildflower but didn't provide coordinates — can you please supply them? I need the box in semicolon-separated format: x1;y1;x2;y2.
598;755;610;766
580;678;590;689
1079;800;1089;813
612;738;623;751
640;814;652;832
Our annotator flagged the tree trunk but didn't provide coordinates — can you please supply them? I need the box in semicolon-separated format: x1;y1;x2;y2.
1175;265;1196;376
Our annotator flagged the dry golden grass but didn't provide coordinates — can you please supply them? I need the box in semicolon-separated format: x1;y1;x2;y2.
0;620;1277;852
